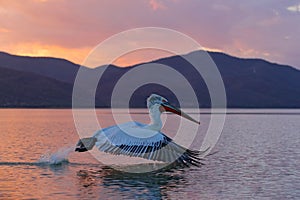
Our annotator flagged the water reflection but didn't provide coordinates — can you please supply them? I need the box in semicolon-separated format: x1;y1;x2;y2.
76;165;187;199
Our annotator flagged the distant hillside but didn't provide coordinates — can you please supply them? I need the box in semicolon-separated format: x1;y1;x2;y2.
0;51;300;108
0;66;73;107
0;52;81;83
93;51;300;108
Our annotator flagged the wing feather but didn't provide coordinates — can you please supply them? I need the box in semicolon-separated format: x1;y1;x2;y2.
93;122;206;167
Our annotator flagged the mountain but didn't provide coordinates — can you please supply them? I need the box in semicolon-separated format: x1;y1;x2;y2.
0;52;81;83
93;51;300;108
143;51;300;108
0;51;300;108
0;66;73;107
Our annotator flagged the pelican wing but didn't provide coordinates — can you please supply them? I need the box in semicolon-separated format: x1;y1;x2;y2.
93;122;205;167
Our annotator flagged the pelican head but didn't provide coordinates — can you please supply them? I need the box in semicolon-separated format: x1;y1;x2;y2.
147;94;200;125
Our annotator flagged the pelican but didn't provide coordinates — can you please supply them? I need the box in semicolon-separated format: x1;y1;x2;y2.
75;94;205;167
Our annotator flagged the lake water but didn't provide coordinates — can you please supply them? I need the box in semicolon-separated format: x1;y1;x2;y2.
0;109;299;199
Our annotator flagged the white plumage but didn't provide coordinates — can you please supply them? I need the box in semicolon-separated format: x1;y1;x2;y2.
75;94;205;167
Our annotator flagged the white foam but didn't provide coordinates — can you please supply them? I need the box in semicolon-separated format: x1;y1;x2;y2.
38;146;74;165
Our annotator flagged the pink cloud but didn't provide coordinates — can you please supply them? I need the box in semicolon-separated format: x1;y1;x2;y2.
149;0;167;11
0;0;299;69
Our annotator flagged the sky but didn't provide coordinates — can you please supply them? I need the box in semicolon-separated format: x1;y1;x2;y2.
0;0;299;69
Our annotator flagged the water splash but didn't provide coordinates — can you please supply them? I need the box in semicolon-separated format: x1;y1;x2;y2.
38;146;74;165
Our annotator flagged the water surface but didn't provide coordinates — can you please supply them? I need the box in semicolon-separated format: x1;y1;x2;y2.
0;109;299;199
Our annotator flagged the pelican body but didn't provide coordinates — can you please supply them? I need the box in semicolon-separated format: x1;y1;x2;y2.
75;94;204;167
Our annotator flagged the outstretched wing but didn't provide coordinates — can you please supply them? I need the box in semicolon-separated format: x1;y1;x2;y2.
93;122;205;167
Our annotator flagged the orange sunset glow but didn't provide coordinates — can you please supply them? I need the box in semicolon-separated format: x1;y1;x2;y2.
0;0;299;68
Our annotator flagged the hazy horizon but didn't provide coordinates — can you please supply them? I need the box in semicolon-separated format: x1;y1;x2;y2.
1;49;299;71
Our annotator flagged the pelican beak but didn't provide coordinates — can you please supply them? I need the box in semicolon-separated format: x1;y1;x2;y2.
160;102;200;125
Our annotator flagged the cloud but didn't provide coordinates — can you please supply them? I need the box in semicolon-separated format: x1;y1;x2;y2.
287;3;300;13
1;42;90;64
149;0;167;10
0;28;11;33
0;0;299;69
212;3;231;12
